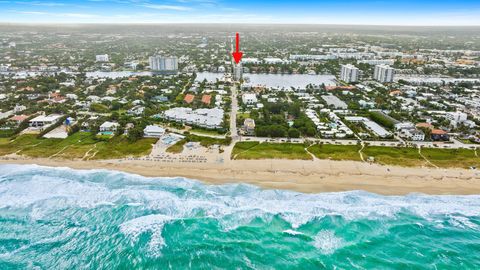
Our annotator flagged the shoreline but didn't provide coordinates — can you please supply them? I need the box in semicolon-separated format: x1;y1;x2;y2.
1;157;480;195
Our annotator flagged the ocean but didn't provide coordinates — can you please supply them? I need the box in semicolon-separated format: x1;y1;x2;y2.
0;164;479;269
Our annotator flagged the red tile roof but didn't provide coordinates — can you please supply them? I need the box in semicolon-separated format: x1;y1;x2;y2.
201;95;211;105
325;85;356;91
184;94;195;104
416;122;433;129
9;115;28;122
431;129;447;135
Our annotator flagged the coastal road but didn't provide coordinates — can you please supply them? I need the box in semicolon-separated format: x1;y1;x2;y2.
230;85;239;139
228;32;239;140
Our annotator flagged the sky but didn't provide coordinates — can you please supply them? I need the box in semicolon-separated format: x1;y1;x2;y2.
1;0;480;25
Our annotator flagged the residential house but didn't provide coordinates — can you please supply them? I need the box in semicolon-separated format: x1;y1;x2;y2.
143;125;166;138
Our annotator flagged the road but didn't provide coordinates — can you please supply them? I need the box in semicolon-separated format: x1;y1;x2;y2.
230;85;239;139
236;136;479;149
228;33;239;140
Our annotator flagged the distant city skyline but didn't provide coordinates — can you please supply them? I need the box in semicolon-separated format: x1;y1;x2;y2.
0;0;480;25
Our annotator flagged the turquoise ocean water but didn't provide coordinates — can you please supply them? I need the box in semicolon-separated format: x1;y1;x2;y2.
0;164;480;269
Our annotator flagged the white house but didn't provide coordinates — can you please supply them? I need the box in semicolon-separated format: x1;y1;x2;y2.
99;121;119;132
242;93;257;105
29;114;64;129
13;104;27;113
96;54;109;62
143;125;166;138
66;94;78;100
404;129;425;141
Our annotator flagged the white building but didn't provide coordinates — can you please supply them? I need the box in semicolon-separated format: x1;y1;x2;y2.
340;64;359;83
373;65;395;83
358;59;395;65
446;111;468;127
345;116;392;138
66;94;78;100
264;57;287;64
13;104;26;113
162;107;224;129
404;129;425;141
149;55;178;73
99;121;119;132
233;63;243;81
242;93;258;105
394;122;425;141
95;54;109;62
143;125;165;138
321;95;348;109
29;114;64;129
394;122;415;131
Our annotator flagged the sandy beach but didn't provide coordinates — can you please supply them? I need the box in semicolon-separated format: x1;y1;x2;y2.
1;155;480;195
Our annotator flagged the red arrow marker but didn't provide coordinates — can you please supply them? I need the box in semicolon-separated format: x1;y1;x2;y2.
232;32;243;64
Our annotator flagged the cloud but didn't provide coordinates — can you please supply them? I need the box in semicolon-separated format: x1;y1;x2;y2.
14;10;98;18
141;4;192;11
15;1;66;7
17;11;48;15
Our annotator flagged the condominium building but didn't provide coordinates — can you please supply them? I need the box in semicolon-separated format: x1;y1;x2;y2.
149;55;178;74
233;63;243;81
373;65;395;83
446;111;468;127
162;107;224;129
340;64;359;83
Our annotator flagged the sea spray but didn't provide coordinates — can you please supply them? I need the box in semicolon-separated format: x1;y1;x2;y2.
0;164;480;269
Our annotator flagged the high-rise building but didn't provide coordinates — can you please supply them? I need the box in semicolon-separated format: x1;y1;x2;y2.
373;64;395;83
95;54;109;62
233;63;243;81
149;55;178;74
340;64;359;83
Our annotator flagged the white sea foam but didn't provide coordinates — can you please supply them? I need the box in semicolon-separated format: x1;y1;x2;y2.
283;229;304;236
2;164;480;252
313;230;344;255
119;214;174;256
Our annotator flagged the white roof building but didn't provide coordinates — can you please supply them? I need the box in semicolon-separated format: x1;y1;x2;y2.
143;125;165;138
99;121;119;132
242;93;258;105
96;54;109;62
162;107;224;129
345;116;392;138
321;95;348;109
29;114;64;128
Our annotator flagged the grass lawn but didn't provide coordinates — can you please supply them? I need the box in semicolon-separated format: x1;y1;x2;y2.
231;141;259;158
0;133;157;160
166;139;187;154
92;137;157;160
0;135;40;156
233;142;312;160
307;144;362;161
189;128;226;136
18;132;93;158
421;148;480;169
362;146;425;167
186;134;231;147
